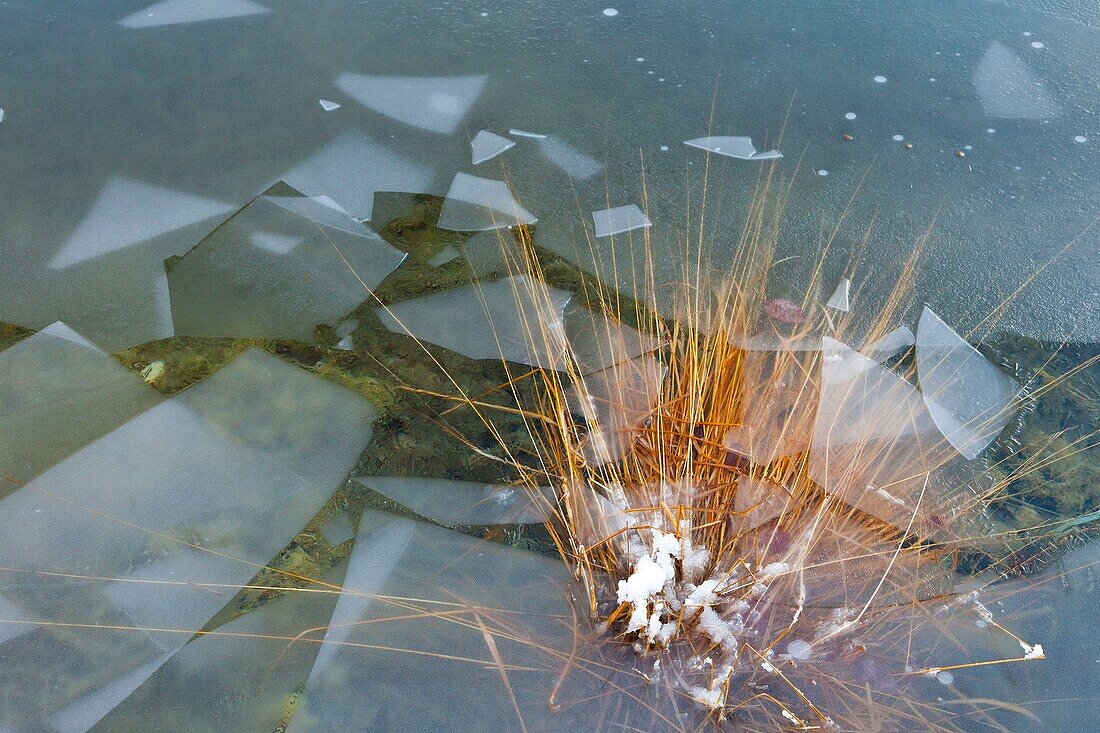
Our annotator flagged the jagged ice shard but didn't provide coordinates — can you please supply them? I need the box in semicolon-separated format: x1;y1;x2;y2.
972;41;1060;119
0;348;376;731
118;0;269;28
683;136;782;160
826;278;851;311
335;73;488;134
470;130;515;165
435;172;538;231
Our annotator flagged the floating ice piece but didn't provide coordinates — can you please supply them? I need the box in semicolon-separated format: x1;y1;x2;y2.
169;183;407;341
428;245;461;267
0;322;162;486
972;42;1060;119
861;326;915;361
592;204;651;238
537;135;604;179
470;130;515;165
334;73;488;134
508;128;548;139
436;172;538;231
118;0;269;28
376;275;571;369
684;136;782;160
565;305;662;375
826;278;851;311
319;99;341;111
0;348;374;731
916;306;1018;459
282;130;435;220
48;176;235;270
355;476;552;526
570;353;666;465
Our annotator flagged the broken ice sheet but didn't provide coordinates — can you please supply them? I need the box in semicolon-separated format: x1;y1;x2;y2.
169;183;407;341
436;172;538;231
118;0;268;28
592;203;651;238
376;275;571;369
92;561;348;733
282;129;435;221
683;136;782;160
916;306;1018;460
0;348;375;731
972;41;1060;119
537;135;604;180
335;73;488;135
569;353;666;466
0;322;162;487
470;130;515;165
826;278;851;311
355;476;552;526
564;304;662;375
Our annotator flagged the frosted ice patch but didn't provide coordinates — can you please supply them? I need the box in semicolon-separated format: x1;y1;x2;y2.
436;172;537;231
915;306;1018;459
972;42;1059;119
825;278;850;311
470;130;515;165
355;476;552;526
335;73;488;134
49;177;234;270
119;0;269;27
319;99;341;111
592;204;651;238
537;135;603;179
684;136;782;160
376;275;571;369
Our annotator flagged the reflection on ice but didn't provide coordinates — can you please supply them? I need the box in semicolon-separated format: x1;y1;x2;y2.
282;130;435;221
335;74;488;135
916;306;1017;460
376;275;571;369
168;184;406;341
48;177;234;270
0;322;162;486
684;136;783;160
972;42;1060;119
435;173;538;231
118;0;269;28
355;476;551;526
0;348;375;731
536;135;604;180
591;203;651;238
470;130;515;165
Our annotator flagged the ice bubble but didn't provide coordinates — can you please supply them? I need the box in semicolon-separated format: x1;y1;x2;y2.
1030;41;1044;49
603;7;618;16
1075;135;1088;143
660;145;669;151
319;99;340;111
987;128;995;133
1023;31;1032;36
936;671;954;685
817;169;828;176
892;134;904;141
873;75;887;83
844;112;857;120
636;57;645;62
787;640;812;660
964;144;973;150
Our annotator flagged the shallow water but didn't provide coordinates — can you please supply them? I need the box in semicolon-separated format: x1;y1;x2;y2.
0;1;1097;731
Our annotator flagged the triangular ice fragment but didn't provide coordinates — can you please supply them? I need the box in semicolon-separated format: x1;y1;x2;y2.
355;476;552;526
435;172;537;231
826;278;851;311
470;130;515;165
319;99;341;111
592;203;651;238
915;306;1018;460
335;73;488;134
118;0;269;28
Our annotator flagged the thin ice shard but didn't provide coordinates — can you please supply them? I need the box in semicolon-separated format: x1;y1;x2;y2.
826;278;851;311
169;183;407;341
570;353;666;465
335;73;488;134
282;130;435;220
376;275;571;369
508;128;547;139
683;136;782;160
118;0;269;27
428;245;460;267
972;42;1060;119
0;348;375;731
355;476;552;526
435;172;537;231
538;135;603;180
319;99;340;111
471;130;515;165
592;204;651;238
916;306;1018;459
49;176;235;269
0;322;162;486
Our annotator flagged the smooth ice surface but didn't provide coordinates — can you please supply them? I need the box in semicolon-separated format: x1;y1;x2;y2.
0;322;162;486
592;204;651;238
169;185;407;341
570;353;666;465
826;278;851;311
972;42;1060;119
470;130;515;165
48;177;234;270
436;173;538;231
0;348;375;731
564;305;662;375
537;135;604;179
335;74;488;134
376;275;571;369
683;136;782;160
916;306;1018;459
354;476;552;526
118;0;269;28
282;130;435;221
